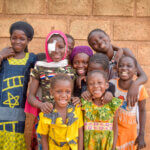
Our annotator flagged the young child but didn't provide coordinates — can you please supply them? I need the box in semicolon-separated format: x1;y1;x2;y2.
87;28;147;107
81;70;122;150
37;74;83;150
70;46;93;97
109;56;148;150
65;34;75;60
0;21;37;149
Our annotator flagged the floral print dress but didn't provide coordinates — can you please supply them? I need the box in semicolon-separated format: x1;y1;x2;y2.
81;97;122;150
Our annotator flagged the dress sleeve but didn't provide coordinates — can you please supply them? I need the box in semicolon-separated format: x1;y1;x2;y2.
138;85;149;101
30;53;37;68
30;63;40;80
37;112;50;135
109;97;122;114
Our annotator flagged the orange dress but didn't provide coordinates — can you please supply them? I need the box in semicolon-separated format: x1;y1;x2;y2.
110;79;148;150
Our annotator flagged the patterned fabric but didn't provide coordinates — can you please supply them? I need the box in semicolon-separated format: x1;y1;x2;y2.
31;61;75;103
81;97;122;150
0;130;26;150
37;104;83;150
0;52;37;150
109;79;148;150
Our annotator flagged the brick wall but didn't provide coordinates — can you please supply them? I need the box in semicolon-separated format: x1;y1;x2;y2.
0;0;149;149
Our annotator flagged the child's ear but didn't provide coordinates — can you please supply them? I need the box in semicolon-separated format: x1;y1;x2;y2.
27;38;31;44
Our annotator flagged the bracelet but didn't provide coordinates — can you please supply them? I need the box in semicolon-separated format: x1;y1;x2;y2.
0;55;3;61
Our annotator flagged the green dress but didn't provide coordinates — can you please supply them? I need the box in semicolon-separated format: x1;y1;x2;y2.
81;97;122;150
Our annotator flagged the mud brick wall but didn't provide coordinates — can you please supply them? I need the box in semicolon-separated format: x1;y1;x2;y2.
0;0;149;149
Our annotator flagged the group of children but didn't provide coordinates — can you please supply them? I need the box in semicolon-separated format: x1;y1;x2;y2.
0;21;148;150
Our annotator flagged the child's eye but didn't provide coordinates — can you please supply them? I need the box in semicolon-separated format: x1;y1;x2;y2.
56;90;62;93
98;82;102;85
20;38;25;41
83;61;88;65
92;42;96;46
66;90;71;94
89;82;93;86
119;64;123;68
74;61;79;65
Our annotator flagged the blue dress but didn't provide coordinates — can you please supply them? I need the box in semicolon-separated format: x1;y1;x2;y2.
0;52;37;150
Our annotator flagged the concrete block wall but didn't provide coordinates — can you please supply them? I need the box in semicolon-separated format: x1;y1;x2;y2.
0;0;149;148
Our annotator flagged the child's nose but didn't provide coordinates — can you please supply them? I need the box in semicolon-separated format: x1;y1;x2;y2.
78;62;83;68
93;83;98;88
16;39;20;43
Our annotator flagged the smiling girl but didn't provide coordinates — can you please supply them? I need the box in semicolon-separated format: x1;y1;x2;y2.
110;56;148;150
0;21;37;150
81;70;122;150
37;74;83;150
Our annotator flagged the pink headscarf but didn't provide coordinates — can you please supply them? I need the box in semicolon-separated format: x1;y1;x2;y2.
45;30;68;63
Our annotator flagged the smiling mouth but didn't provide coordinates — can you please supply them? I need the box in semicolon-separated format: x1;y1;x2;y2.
59;100;68;104
121;72;128;76
77;69;85;74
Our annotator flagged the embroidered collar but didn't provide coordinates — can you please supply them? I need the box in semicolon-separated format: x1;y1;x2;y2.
8;53;29;65
44;104;78;125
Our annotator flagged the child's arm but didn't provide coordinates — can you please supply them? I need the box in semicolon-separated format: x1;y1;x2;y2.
28;77;53;113
41;134;49;150
135;100;146;149
112;110;119;150
78;126;83;150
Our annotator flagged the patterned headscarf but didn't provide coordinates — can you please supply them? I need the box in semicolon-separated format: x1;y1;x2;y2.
45;30;68;62
70;46;93;62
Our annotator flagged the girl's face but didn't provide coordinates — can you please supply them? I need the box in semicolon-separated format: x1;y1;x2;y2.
73;53;89;76
89;31;110;53
10;30;29;53
88;73;108;99
118;57;137;81
50;80;72;108
48;36;65;62
66;38;74;58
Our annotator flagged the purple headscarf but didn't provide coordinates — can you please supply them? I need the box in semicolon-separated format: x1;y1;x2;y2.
70;46;93;62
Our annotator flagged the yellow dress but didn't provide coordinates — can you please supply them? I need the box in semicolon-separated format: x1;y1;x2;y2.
37;104;83;150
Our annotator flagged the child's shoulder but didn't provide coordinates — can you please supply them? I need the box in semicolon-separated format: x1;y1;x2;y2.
39;112;53;124
28;52;37;63
108;97;123;113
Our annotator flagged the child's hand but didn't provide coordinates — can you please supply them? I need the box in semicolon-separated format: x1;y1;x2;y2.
127;82;139;107
76;76;86;89
81;90;91;101
134;134;146;149
0;47;15;59
40;102;53;114
71;97;81;107
102;91;113;104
